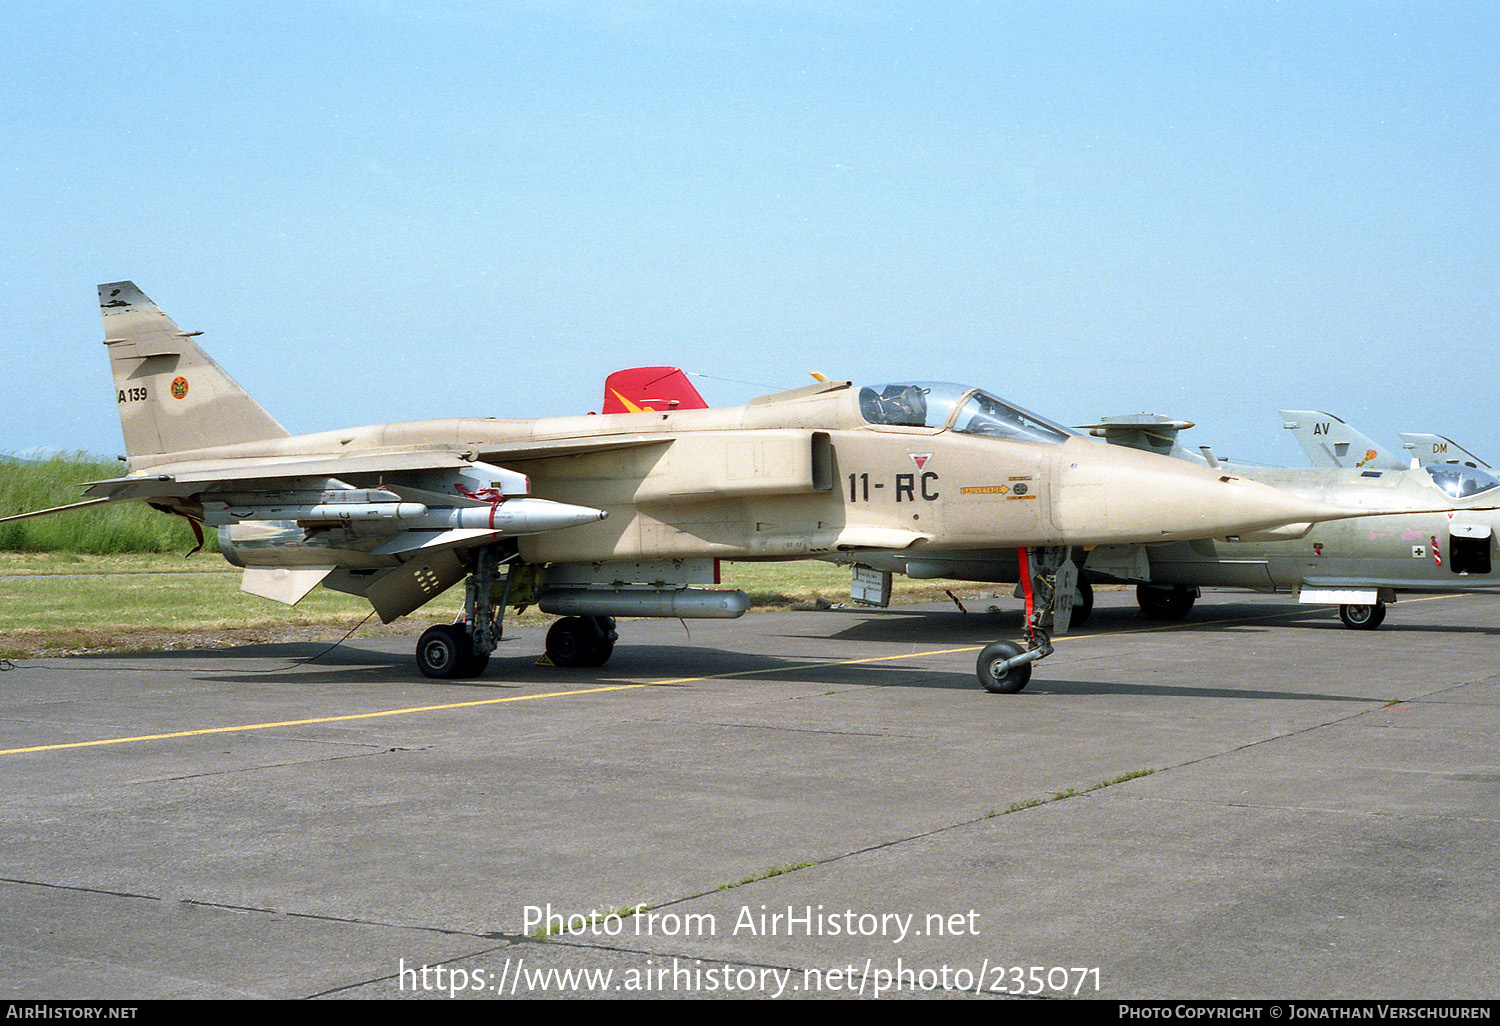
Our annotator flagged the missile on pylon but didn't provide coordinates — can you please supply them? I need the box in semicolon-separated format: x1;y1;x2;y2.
206;496;607;534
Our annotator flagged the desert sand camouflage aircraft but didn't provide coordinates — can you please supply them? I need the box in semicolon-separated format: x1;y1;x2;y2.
604;370;1500;637
0;284;1429;692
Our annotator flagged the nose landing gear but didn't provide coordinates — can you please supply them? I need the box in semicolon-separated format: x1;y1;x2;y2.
975;547;1075;694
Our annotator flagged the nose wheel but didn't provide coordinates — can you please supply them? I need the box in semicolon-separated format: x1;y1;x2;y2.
977;629;1052;693
974;547;1073;693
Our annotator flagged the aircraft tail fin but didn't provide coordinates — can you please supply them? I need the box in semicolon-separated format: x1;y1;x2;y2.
100;282;288;463
1280;410;1402;470
601;367;709;414
1399;432;1491;470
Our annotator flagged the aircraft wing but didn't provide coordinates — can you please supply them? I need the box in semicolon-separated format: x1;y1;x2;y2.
14;446;614;623
79;451;480;502
81;437;673;503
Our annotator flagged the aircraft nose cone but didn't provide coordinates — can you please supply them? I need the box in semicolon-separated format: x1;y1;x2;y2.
1053;446;1347;544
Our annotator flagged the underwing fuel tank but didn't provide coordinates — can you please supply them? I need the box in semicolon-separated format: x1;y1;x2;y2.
538;587;752;619
1049;442;1400;545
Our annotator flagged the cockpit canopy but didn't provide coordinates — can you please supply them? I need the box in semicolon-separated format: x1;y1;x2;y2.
858;382;1076;444
1425;463;1500;500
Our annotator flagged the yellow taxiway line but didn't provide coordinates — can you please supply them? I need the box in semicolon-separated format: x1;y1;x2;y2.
0;594;1460;757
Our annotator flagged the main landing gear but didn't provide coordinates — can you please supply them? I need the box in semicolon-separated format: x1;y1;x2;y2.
1136;583;1198;620
976;547;1077;694
416;545;509;680
1338;601;1387;630
414;547;623;679
416;623;490;679
545;615;617;667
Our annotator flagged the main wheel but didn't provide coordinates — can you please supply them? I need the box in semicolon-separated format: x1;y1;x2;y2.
1070;574;1095;628
416;624;471;679
976;640;1032;694
584;615;617;666
1137;584;1196;620
546;616;617;668
1339;602;1386;630
460;649;491;677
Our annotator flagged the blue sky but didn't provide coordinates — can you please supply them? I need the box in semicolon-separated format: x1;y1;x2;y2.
5;1;1498;466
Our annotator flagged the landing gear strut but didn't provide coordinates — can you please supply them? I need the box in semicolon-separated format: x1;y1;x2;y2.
975;547;1075;694
416;544;512;679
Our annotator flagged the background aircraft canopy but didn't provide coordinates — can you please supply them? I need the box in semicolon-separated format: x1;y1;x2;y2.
1425;463;1500;500
858;382;1076;444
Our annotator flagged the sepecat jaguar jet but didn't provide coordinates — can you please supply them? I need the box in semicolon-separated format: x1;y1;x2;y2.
0;284;1428;692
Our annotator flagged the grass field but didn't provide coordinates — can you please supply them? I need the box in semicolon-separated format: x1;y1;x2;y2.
0;551;1007;658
